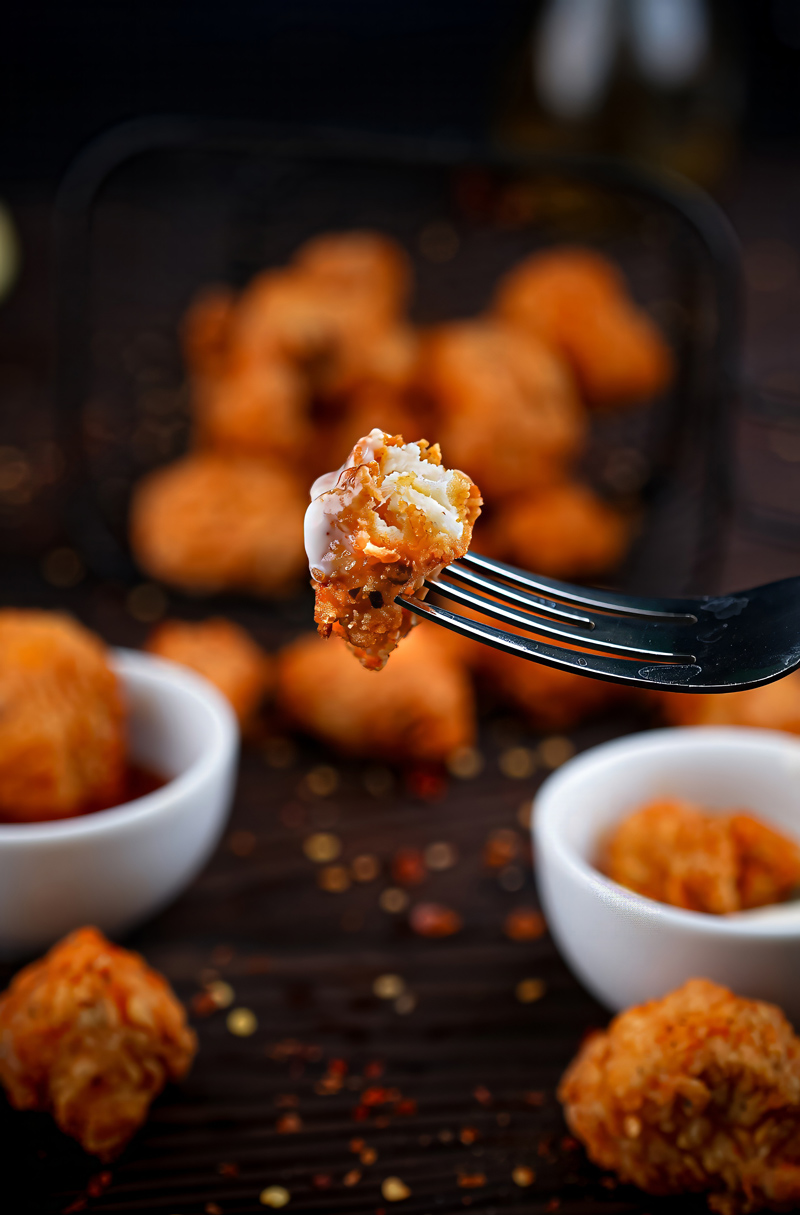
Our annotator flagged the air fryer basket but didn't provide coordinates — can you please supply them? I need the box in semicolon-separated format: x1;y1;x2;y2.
55;120;741;599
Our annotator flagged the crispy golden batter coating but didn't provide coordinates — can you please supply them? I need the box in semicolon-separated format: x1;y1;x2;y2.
479;644;639;731
495;247;673;409
0;611;125;823
603;799;800;914
421;321;587;497
481;482;631;579
130;452;307;595
660;673;800;734
0;927;197;1160
192;355;311;461
306;429;481;670
559;979;800;1213
276;624;475;762
145;617;274;726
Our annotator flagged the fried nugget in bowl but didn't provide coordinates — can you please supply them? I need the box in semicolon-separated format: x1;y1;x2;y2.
145;617;274;727
276;624;475;764
560;979;800;1214
306;428;481;670
0;926;196;1160
480;481;631;580
660;672;800;733
0;611;125;823
495;247;673;409
421;320;587;498
130;452;307;595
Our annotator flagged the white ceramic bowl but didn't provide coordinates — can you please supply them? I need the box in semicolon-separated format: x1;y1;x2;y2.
0;648;238;959
534;727;800;1019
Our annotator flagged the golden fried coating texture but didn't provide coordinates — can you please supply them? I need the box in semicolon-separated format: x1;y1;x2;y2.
479;644;639;731
145;617;274;726
181;286;236;379
306;429;481;670
495;247;673;408
0;927;197;1160
481;482;631;579
603;799;800;914
660;673;800;734
193;355;311;460
294;230;410;316
0;611;125;823
130;452;307;595
276;624;475;763
559;978;800;1214
421;321;587;497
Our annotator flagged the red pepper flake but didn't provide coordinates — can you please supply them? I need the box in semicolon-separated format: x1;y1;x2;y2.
547;1199;561;1211
391;847;426;887
459;1127;479;1145
525;1090;545;1106
206;1205;223;1215
512;1166;535;1187
352;1104;369;1121
218;1161;239;1178
275;1093;299;1108
409;902;463;938
328;1057;348;1075
315;1074;343;1095
343;1169;362;1186
362;1085;390;1106
364;1060;385;1079
561;1135;579;1151
86;1172;112;1198
406;766;446;801
276;1112;302;1134
360;1147;378;1166
394;1099;417;1117
600;1176;618;1190
62;1199;87;1214
458;1172;487;1189
350;1138;366;1153
484;828;521;869
473;1085;492;1105
504;907;547;942
191;990;218;1017
312;1173;332;1189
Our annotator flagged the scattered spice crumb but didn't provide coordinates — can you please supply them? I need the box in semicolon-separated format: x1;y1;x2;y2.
276;1113;302;1133
227;1007;258;1036
364;1061;384;1078
546;1198;561;1211
304;764;339;796
391;847;426;886
538;736;575;770
317;864;351;893
504;908;546;941
600;1176;618;1189
446;745;484;779
206;979;235;1008
473;1085;492;1105
379;887;409;913
394;992;417;1015
86;1173;112;1199
499;746;536;779
360;1147;378;1165
516;978;546;1004
373;973;406;1000
343;1169;362;1186
206;1204;223;1215
311;1174;331;1189
229;829;257;857
350;1138;365;1153
275;1093;299;1108
395;1098;417;1116
259;1186;290;1208
423;841;458;871
484;828;521;868
512;1166;535;1187
458;1172;487;1189
439;1129;454;1142
460;1127;479;1144
381;1177;411;1202
218;1162;239;1178
409;902;462;938
303;832;341;863
191;990;218;1017
406;766;446;800
352;854;381;882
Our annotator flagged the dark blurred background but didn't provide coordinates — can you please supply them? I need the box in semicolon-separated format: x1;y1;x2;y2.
2;0;800;600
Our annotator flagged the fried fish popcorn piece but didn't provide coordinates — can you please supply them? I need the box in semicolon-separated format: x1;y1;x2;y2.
421;321;587;498
306;429;482;670
130;452;307;595
276;624;475;763
294;230;410;318
559;979;800;1214
660;672;800;735
0;611;125;822
603;799;800;914
192;353;311;461
145;617;274;726
0;927;197;1160
482;482;631;580
495;247;673;409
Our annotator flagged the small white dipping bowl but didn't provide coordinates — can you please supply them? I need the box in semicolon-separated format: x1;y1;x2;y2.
534;727;800;1019
0;648;238;959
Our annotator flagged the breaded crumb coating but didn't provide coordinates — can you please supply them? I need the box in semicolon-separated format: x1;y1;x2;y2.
130;452;307;595
276;624;475;762
145;617;274;726
0;611;125;822
0;927;197;1161
603;798;800;914
306;428;481;670
560;979;800;1214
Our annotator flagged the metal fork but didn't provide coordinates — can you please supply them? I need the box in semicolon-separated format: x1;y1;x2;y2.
396;552;800;693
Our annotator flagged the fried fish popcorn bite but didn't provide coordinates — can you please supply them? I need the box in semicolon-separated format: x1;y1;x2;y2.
306;429;482;670
559;979;800;1214
276;624;475;763
193;355;311;461
495;247;673;409
145;617;274;726
0;611;125;822
130;452;307;595
0;927;197;1160
603;799;800;914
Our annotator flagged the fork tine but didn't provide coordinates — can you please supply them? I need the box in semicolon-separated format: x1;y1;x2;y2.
456;552;698;623
427;577;696;662
397;596;701;690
